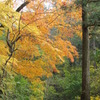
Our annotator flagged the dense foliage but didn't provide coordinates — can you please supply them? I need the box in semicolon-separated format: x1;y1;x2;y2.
0;0;100;100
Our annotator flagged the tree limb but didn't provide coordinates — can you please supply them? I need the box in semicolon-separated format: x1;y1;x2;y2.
88;22;100;27
16;1;30;12
88;0;100;3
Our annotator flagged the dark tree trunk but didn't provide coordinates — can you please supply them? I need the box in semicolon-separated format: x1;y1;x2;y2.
81;0;90;100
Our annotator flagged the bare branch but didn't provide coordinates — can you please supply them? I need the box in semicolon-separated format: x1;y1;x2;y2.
16;1;30;12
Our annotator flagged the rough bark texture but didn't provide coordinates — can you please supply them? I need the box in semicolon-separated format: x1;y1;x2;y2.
81;0;90;100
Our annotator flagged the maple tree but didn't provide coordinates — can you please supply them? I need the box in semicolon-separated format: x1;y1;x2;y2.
0;0;79;79
0;0;82;99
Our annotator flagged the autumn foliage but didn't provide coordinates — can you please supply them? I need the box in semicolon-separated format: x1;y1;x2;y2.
0;0;82;82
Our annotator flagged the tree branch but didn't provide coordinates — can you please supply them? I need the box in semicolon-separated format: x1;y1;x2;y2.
88;0;100;3
88;22;100;27
16;1;30;12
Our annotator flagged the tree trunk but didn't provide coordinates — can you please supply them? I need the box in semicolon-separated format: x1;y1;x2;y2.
81;0;90;100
